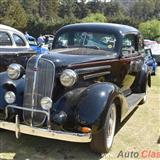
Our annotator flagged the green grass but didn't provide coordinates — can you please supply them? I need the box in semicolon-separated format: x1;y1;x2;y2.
152;68;160;86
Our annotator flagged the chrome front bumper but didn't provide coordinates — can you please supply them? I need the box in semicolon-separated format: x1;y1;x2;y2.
0;105;91;143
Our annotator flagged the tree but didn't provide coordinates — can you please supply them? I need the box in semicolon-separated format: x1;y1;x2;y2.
74;0;89;19
86;0;104;13
139;19;160;40
58;0;77;18
82;13;107;23
130;0;155;21
58;0;78;24
39;0;59;22
0;0;27;29
103;1;124;18
154;0;160;19
20;0;39;17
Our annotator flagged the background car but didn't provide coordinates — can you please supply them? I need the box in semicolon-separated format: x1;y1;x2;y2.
144;39;160;64
145;48;157;75
26;35;48;54
0;24;35;72
0;24;35;109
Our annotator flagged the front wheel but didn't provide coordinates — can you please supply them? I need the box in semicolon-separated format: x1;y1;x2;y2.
90;103;117;153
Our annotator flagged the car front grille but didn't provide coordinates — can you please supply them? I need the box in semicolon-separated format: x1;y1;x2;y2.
23;56;55;126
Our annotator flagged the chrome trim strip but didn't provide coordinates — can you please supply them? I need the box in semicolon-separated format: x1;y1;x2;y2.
0;120;91;143
31;54;45;126
83;71;111;80
32;54;46;107
75;65;111;75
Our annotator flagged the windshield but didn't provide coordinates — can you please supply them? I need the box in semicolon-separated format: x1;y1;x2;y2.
28;38;37;46
54;31;117;52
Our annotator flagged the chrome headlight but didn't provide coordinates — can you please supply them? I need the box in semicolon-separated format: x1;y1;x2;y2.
4;91;16;104
40;97;52;110
7;64;24;80
60;69;77;87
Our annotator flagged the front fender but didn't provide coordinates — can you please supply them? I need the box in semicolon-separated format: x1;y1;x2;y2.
0;72;25;109
75;83;121;127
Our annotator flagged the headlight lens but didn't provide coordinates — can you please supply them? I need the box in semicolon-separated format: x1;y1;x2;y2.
4;91;16;104
40;97;52;110
60;69;77;87
7;64;24;80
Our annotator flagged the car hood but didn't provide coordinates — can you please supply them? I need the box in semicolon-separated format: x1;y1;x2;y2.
42;48;118;68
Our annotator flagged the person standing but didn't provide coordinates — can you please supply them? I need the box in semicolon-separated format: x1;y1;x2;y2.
37;34;44;44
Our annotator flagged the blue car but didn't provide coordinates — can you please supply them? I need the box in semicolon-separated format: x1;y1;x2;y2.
145;48;157;75
26;35;48;54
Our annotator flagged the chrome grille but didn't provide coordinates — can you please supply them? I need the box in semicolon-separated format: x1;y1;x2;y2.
23;57;55;126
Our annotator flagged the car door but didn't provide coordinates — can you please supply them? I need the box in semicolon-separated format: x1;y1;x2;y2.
119;33;143;95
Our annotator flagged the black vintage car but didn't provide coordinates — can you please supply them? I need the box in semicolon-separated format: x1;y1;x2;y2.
0;23;150;153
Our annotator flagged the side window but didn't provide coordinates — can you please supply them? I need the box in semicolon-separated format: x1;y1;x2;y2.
13;34;26;46
0;32;12;46
55;33;69;48
122;34;138;57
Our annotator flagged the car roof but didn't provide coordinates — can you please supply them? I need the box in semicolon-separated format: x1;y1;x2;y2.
0;24;30;47
58;23;139;35
0;24;24;35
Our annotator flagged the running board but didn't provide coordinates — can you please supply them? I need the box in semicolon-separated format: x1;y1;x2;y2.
121;93;145;122
127;93;145;109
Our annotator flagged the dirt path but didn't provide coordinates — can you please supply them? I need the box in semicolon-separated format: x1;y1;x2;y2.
0;68;160;160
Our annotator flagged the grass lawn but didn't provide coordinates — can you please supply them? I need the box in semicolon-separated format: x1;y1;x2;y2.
0;68;159;160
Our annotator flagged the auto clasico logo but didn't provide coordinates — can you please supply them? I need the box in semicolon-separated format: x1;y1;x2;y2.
117;148;160;159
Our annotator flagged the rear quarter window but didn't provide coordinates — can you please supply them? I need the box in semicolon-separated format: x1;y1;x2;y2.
0;31;12;46
13;34;26;46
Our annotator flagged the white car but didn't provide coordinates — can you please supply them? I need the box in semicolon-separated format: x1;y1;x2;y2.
0;24;35;72
0;24;30;49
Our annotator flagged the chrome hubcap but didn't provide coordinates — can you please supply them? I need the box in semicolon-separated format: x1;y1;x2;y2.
106;104;116;148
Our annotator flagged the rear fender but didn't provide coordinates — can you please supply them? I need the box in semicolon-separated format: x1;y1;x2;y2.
138;64;151;92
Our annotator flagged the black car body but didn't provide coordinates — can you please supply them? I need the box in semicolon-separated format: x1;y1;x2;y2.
0;23;150;153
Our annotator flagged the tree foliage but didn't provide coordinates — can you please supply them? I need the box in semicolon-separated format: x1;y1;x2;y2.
20;0;39;17
82;13;107;23
0;0;159;39
39;0;59;21
0;0;27;29
139;19;160;40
